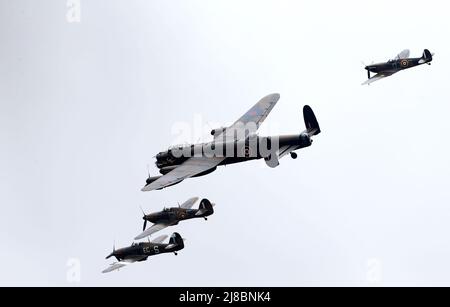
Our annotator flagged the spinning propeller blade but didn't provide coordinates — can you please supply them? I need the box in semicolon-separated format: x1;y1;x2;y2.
140;206;148;231
143;220;147;231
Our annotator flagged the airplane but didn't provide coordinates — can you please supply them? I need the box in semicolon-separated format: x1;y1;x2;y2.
102;233;184;273
362;49;433;85
135;197;214;240
142;93;321;192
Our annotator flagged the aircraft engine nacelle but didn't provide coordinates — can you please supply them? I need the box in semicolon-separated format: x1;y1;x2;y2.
156;151;170;162
159;165;178;175
145;174;182;190
146;175;162;185
155;150;188;169
211;127;226;136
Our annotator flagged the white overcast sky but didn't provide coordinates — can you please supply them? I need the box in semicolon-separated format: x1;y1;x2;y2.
1;0;450;286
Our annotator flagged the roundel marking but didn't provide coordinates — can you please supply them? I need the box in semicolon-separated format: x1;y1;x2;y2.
401;59;409;67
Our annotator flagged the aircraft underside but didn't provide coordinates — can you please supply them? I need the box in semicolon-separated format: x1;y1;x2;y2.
156;134;308;173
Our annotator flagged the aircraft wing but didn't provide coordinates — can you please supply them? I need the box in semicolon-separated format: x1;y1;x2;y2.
395;49;410;60
102;260;134;273
362;72;394;85
151;234;168;244
180;197;199;209
135;223;168;240
215;93;280;141
141;157;225;191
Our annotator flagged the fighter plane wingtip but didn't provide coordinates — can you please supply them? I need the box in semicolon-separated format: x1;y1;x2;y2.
262;93;280;100
134;231;150;240
141;185;153;192
271;93;280;99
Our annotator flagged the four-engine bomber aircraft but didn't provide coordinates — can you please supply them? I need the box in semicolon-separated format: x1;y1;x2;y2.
135;197;215;240
362;49;433;85
102;233;184;273
142;93;321;191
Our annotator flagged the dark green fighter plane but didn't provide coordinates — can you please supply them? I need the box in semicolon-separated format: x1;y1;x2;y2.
102;233;184;273
363;49;434;85
135;197;214;240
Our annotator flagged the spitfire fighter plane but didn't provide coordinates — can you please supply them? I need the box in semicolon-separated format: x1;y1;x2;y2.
102;233;184;273
135;197;214;240
363;49;433;85
142;93;321;191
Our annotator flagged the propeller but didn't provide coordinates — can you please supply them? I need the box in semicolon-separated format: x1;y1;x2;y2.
140;206;148;231
145;164;152;185
106;241;116;260
362;61;374;79
143;220;147;232
361;61;369;79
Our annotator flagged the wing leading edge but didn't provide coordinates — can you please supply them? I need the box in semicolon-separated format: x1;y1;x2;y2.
102;258;138;273
141;157;225;192
215;93;280;141
135;223;168;240
362;72;394;85
180;197;199;209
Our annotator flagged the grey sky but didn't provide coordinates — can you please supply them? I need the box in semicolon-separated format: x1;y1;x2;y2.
1;0;450;286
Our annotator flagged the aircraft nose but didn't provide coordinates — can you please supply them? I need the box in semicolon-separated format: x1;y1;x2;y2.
105;252;114;259
148;213;158;222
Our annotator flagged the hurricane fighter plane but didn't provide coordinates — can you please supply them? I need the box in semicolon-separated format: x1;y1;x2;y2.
142;93;321;191
102;233;184;273
363;49;433;85
135;197;214;240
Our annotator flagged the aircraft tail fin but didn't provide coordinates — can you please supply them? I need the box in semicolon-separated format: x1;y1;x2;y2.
169;232;184;249
419;49;433;64
303;105;321;136
199;198;214;213
195;198;214;216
